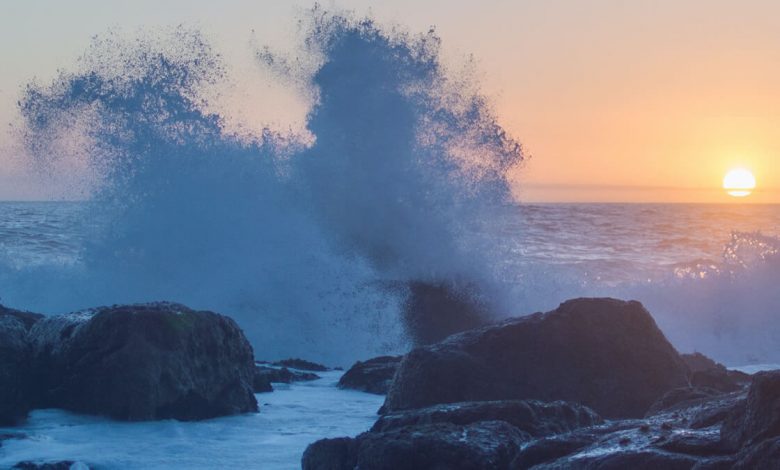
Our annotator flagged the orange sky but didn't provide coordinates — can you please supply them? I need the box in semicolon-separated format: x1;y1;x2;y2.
1;0;778;202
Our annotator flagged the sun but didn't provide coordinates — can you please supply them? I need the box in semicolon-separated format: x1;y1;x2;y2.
723;168;756;198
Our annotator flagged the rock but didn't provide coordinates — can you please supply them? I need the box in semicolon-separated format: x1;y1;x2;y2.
338;355;402;395
731;437;780;469
255;364;320;384
0;305;43;425
371;400;602;437
509;434;596;469
681;353;750;393
535;449;701;469
303;421;530;470
13;462;89;470
402;281;490;346
385;298;689;419
272;358;330;372
721;370;780;451
29;302;258;421
252;371;274;393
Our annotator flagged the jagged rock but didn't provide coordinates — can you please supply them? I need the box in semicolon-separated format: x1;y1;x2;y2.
721;370;780;451
0;305;43;425
255;364;320;384
371;400;602;436
338;356;401;395
29;302;258;421
402;281;490;346
303;421;530;470
731;437;780;469
385;298;689;419
272;358;330;372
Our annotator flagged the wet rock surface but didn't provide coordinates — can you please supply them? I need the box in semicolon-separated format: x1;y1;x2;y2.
304;299;780;469
0;306;43;425
338;355;402;395
385;298;689;419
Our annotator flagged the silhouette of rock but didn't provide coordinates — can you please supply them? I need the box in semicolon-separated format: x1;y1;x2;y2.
338;356;402;395
0;305;43;425
402;281;489;346
385;298;689;419
29;302;257;421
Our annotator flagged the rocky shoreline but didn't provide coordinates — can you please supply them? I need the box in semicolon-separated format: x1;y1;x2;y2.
2;297;779;469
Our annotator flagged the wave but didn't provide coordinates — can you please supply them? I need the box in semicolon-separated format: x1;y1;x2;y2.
3;10;524;364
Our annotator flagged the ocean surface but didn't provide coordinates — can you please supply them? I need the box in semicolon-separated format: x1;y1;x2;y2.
2;201;780;468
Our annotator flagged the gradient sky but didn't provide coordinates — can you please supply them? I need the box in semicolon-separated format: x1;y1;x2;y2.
1;0;778;202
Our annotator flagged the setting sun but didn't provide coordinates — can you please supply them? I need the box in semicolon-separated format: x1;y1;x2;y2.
723;168;756;197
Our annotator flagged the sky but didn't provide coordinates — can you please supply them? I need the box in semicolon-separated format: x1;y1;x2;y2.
0;0;778;202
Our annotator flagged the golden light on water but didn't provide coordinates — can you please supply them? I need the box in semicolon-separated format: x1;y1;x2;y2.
723;168;756;198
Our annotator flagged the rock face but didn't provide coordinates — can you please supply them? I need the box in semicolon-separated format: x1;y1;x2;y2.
721;370;780;450
303;399;600;470
0;306;43;425
338;356;402;395
29;302;258;421
402;281;489;346
385;298;689;419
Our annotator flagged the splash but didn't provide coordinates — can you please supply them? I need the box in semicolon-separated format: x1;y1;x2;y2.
7;12;524;363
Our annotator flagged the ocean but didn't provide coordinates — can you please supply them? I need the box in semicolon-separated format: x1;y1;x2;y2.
2;201;780;366
3;13;780;468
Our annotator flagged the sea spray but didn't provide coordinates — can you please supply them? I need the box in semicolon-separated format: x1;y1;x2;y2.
8;12;525;363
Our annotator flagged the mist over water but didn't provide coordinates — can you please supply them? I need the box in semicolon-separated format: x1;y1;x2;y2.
3;11;524;364
2;10;779;367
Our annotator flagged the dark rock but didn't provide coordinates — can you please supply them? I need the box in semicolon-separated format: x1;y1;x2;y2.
29;302;258;421
510;434;597;469
731;436;780;469
255;365;320;384
646;387;724;416
721;370;780;451
372;400;602;437
403;281;490;346
302;437;357;470
272;358;330;372
338;355;402;395
536;449;700;469
13;462;88;470
304;421;530;470
252;371;274;393
0;305;43;425
385;298;689;419
682;352;750;393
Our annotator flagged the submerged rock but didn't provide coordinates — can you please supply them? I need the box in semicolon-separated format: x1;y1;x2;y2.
255;364;320;384
29;302;258;421
338;355;402;395
385;298;689;419
13;461;89;470
0;305;43;425
271;358;330;372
